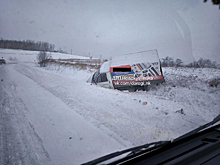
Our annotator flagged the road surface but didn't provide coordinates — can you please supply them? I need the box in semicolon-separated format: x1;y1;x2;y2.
0;64;127;165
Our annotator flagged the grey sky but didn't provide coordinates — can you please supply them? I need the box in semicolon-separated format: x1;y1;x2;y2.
0;0;219;63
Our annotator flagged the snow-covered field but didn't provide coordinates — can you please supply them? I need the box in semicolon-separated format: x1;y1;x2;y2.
0;49;220;165
0;48;89;63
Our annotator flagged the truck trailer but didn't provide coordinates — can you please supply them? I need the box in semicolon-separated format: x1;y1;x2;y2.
87;49;165;91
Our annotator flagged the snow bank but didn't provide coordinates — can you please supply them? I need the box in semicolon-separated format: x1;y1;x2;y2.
42;62;94;81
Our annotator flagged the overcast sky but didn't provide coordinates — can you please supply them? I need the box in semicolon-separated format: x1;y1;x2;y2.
0;0;219;63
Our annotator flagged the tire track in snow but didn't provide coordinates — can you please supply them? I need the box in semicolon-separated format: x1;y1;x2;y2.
0;65;52;165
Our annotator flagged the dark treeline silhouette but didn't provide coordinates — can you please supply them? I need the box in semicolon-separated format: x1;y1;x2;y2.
0;39;56;52
187;58;219;68
161;56;220;68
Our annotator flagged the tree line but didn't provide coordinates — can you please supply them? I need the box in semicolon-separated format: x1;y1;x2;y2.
0;39;66;53
161;56;220;68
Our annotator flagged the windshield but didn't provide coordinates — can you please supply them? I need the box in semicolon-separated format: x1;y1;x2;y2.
0;0;219;165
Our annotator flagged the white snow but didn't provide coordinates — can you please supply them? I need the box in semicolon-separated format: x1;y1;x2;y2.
100;60;111;73
0;49;219;165
110;49;159;67
0;48;89;63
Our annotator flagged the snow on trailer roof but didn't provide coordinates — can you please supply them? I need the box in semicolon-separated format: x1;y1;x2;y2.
99;49;160;73
100;60;111;73
110;49;159;67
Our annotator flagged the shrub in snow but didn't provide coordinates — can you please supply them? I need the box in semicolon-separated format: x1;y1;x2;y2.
209;78;220;88
9;56;18;61
37;51;51;67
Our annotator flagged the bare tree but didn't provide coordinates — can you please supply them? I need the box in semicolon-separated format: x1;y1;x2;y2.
162;56;175;67
187;61;199;67
175;59;183;67
37;51;51;67
187;58;218;68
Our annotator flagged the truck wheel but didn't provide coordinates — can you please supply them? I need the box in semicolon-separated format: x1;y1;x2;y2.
128;88;136;92
144;85;150;91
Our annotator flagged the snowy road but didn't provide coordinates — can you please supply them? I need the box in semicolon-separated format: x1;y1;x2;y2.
0;64;52;165
0;64;126;165
0;61;219;165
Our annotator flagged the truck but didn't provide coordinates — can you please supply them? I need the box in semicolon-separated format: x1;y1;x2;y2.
87;49;165;92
